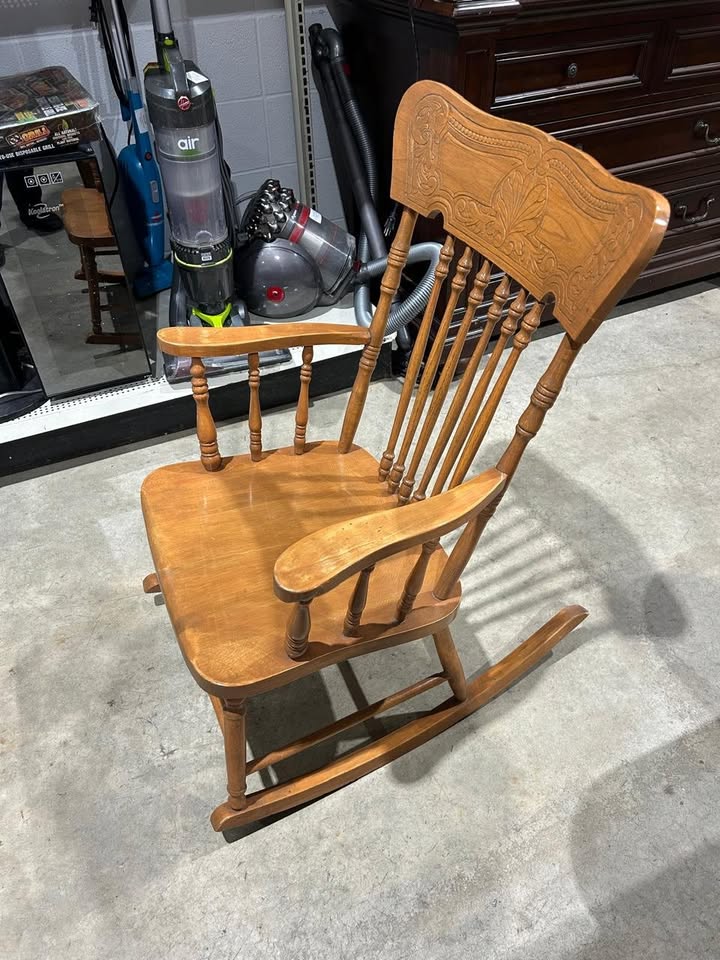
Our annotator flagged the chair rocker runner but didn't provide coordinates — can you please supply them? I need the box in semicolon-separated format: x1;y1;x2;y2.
140;81;669;832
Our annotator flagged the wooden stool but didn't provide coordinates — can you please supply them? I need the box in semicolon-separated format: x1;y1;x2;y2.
61;186;137;346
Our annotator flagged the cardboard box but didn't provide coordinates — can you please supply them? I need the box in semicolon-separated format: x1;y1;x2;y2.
0;66;99;164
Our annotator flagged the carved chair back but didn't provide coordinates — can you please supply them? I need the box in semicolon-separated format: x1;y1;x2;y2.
331;81;668;598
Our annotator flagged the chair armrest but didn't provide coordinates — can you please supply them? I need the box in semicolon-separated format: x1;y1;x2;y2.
273;468;506;603
157;321;370;357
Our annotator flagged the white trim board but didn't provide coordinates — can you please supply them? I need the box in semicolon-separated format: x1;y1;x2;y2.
1;302;377;444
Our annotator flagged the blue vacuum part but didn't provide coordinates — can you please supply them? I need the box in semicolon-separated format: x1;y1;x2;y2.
93;0;172;298
118;85;172;298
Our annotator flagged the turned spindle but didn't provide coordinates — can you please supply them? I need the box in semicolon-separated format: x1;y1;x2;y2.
339;208;418;454
431;278;517;494
378;233;455;480
396;541;437;621
294;345;313;454
286;600;311;658
190;357;222;471
450;296;543;489
388;245;474;495
248;351;262;462
343;565;375;637
397;257;492;505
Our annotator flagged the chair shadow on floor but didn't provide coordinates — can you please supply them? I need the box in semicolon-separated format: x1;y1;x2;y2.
561;718;720;959
223;443;686;840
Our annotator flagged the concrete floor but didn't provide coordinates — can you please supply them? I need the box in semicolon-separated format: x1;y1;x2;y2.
2;282;719;959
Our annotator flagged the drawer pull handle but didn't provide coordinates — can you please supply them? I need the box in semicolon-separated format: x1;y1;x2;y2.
694;120;720;147
673;195;716;224
566;62;579;80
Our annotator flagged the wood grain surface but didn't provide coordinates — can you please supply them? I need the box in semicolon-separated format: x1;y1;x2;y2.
157;322;370;357
142;442;461;698
391;80;669;343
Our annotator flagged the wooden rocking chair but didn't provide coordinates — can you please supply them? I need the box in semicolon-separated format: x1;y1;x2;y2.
140;81;669;832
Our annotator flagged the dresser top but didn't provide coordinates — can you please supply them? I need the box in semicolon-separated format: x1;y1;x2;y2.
414;0;710;18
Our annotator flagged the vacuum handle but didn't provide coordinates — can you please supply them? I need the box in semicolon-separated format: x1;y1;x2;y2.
150;0;188;97
163;42;190;98
151;0;173;36
108;0;134;83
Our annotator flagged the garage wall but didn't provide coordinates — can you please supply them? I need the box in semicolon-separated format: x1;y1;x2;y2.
0;0;344;220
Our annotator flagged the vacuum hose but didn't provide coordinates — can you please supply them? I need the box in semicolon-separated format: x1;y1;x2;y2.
354;243;441;332
311;43;385;263
320;28;385;261
310;26;438;342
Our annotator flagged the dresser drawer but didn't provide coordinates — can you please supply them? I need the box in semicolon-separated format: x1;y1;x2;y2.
665;178;720;233
493;25;654;110
663;16;720;91
559;103;720;173
652;176;720;266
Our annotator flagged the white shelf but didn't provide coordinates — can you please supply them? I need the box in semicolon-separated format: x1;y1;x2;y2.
0;302;380;444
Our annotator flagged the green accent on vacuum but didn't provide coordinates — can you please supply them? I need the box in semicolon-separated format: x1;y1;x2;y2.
174;250;233;269
191;303;233;327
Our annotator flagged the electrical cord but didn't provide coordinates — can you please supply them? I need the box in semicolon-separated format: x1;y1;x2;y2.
99;120;121;210
93;0;128;111
116;0;137;76
214;115;241;244
0;389;43;399
234;189;259;206
408;0;420;82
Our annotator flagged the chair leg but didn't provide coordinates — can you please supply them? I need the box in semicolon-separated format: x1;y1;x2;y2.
210;605;588;832
142;572;161;594
433;627;468;702
82;245;103;338
208;695;225;732
221;699;248;811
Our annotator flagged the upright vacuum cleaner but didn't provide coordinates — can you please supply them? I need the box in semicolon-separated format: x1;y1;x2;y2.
91;0;173;298
144;0;249;333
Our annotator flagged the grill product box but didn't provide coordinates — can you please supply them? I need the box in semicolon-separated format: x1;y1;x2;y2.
0;66;99;163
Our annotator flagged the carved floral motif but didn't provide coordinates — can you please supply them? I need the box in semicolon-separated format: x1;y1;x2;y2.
405;91;651;321
410;95;449;196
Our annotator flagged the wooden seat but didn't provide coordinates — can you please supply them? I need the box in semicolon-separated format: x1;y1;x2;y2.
142;441;482;697
61;186;134;346
140;81;670;833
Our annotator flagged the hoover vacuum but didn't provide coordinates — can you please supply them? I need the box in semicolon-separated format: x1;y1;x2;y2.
141;0;440;380
144;2;240;331
91;0;173;298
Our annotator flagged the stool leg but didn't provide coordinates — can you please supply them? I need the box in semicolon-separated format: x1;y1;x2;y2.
82;245;103;337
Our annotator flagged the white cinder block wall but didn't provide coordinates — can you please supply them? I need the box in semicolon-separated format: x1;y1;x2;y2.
0;0;344;222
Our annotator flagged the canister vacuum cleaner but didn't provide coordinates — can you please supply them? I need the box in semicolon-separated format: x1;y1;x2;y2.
141;0;440;379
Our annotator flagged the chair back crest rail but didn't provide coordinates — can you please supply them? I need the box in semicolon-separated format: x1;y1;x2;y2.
181;81;668;652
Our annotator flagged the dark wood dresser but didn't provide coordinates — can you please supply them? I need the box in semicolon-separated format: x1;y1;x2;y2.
328;0;720;359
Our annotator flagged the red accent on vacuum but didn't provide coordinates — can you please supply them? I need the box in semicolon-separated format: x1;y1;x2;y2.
266;286;285;302
288;204;310;244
